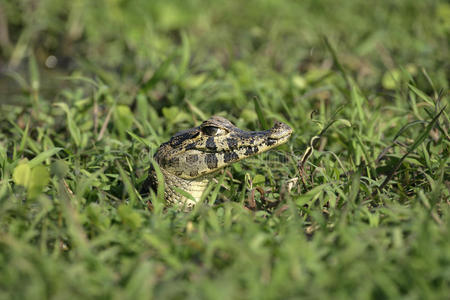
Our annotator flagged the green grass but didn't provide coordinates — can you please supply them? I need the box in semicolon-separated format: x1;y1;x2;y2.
0;0;449;299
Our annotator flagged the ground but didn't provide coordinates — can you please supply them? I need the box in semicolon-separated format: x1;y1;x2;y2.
0;0;449;299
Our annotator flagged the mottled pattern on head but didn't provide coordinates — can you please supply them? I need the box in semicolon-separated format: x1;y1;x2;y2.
154;116;293;180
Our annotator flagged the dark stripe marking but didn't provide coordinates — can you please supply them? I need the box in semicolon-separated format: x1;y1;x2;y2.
267;138;276;146
169;157;179;167
186;154;199;163
244;146;259;156
205;153;218;169
185;142;197;150
170;131;197;146
224;151;239;163
206;137;217;150
227;138;238;149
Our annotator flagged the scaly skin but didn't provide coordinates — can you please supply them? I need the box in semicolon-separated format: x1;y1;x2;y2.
146;116;293;209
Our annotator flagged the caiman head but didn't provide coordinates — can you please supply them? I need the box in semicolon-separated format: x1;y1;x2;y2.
148;116;293;208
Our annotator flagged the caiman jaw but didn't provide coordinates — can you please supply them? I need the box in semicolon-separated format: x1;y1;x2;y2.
147;116;293;208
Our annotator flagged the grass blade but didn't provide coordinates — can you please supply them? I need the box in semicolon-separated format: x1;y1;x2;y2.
377;106;446;192
28;148;63;168
253;96;269;129
141;53;176;92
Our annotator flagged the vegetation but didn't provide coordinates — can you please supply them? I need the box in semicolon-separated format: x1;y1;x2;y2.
0;0;449;299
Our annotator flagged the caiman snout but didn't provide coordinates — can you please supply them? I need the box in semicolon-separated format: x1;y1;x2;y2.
269;121;293;139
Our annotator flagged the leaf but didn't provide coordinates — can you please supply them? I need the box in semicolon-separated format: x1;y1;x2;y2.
162;106;179;121
29;52;40;91
127;131;151;147
117;204;143;230
141;53;176;92
29;165;50;190
28;147;63;167
253;96;268;129
116;162;137;206
54;103;81;147
292;75;307;89
173;187;196;202
207;171;225;206
51;160;69;178
19;121;29;153
13;162;50;198
349;165;362;204
13;162;31;186
136;93;149;123
296;184;327;206
253;174;266;185
408;84;434;106
150;158;166;208
185;99;207;120
406;106;446;153
382;69;402;90
378;106;446;192
393;120;428;141
184;74;206;89
335;119;352;128
179;31;191;76
114;105;134;134
323;36;350;88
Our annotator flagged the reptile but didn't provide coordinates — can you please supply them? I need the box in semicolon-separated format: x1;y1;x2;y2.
145;116;293;209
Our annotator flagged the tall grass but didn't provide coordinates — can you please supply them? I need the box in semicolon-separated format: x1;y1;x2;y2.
0;0;449;299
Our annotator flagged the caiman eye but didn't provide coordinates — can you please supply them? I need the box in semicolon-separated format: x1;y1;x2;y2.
202;126;226;136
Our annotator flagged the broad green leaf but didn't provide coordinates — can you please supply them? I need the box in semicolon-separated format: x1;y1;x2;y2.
162;106;179;120
253;174;266;185
13;162;31;186
13;162;50;198
29;165;50;190
115;105;134;132
292;75;307;89
51;160;69;178
382;69;402;90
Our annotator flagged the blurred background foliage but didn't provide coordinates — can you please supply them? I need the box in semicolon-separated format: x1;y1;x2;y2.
0;0;449;299
1;0;448;145
1;0;448;92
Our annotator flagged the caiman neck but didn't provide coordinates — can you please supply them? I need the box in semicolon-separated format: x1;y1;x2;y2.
150;167;210;209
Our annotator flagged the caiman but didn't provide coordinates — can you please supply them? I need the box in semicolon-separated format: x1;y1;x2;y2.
145;116;293;209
